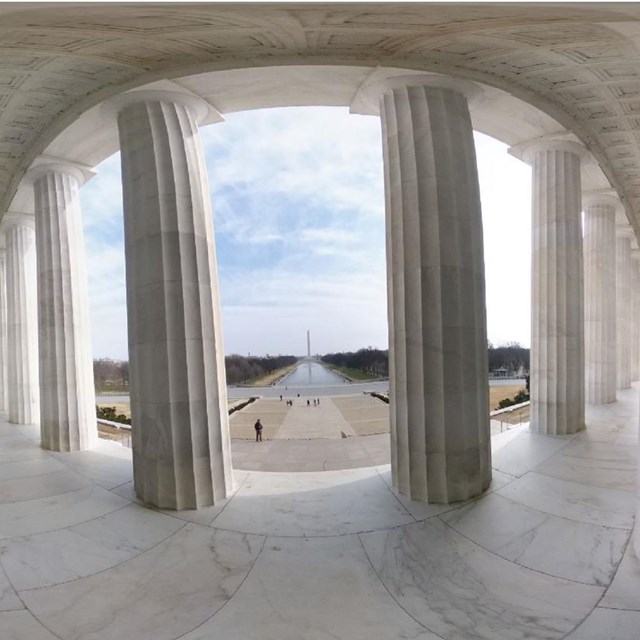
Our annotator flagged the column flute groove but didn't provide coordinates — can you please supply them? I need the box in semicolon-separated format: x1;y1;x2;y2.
630;248;640;382
583;194;617;404
372;76;490;504
0;249;7;411
615;227;633;390
31;163;97;452
106;90;231;510
2;214;39;424
520;140;585;436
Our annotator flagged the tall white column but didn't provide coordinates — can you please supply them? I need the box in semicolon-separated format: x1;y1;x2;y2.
0;248;7;411
373;76;490;503
631;249;640;382
524;141;586;436
30;163;97;452
2;213;39;424
105;90;231;510
616;227;633;390
583;194;617;404
636;497;640;560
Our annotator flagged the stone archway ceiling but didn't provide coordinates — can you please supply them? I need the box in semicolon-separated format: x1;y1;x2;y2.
2;4;640;230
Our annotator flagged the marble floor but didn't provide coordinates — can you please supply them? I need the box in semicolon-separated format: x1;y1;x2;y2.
1;388;639;639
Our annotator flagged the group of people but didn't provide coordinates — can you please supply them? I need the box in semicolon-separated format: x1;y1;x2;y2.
278;395;321;407
254;395;324;441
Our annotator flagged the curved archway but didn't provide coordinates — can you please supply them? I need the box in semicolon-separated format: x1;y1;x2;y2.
7;64;621;224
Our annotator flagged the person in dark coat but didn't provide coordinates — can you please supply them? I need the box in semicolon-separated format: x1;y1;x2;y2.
254;418;263;442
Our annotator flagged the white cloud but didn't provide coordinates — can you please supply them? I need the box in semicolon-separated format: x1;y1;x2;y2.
79;153;128;359
77;108;532;359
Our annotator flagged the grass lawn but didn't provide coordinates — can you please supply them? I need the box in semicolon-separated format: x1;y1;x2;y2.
324;364;382;381
488;385;527;412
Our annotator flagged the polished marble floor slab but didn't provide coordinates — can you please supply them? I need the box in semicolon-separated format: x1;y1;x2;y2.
496;471;636;529
210;466;416;537
180;535;439;640
360;518;604;640
0;388;637;640
21;525;265;640
0;610;59;640
1;504;185;590
441;492;629;585
565;608;640;639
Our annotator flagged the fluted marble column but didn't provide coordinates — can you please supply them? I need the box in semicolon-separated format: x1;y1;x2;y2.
583;195;617;404
631;249;640;381
30;163;97;451
106;90;231;510
635;499;640;561
2;213;39;424
616;227;633;390
0;249;7;411
525;141;585;435
375;76;490;503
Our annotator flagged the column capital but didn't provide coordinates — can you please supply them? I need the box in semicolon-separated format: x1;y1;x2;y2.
616;224;635;239
631;247;640;260
26;157;94;187
583;192;621;211
510;138;590;165
351;72;482;116
102;89;210;125
0;212;35;232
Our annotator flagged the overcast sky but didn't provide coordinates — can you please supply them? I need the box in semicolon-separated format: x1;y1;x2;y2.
80;106;531;360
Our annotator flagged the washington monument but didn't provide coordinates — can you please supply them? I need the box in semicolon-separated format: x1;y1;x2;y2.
307;330;311;358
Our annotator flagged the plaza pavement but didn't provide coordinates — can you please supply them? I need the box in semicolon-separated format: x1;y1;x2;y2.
229;394;390;471
228;394;525;472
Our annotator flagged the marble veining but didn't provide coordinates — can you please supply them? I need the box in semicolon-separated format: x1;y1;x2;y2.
21;525;265;640
1;504;185;590
360;519;603;640
180;535;439;640
441;493;629;585
496;471;636;529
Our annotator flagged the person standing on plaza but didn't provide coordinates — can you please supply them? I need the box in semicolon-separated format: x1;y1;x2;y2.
254;418;263;442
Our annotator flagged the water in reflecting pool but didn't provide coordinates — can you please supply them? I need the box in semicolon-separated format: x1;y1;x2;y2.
276;361;346;387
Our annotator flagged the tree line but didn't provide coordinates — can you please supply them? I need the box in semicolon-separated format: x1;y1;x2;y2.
321;343;529;377
94;355;298;389
94;358;129;391
487;342;530;374
94;341;530;391
321;348;389;378
224;354;298;385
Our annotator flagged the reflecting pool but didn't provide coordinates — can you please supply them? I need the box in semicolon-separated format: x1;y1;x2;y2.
276;361;346;387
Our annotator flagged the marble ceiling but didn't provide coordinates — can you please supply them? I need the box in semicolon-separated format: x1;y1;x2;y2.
2;3;640;228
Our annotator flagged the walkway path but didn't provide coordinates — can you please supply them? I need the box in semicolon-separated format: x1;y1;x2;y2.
229;394;387;441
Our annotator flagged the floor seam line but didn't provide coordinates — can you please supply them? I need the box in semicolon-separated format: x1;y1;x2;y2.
15;521;189;594
173;534;269;640
356;532;447;639
437;515;613;588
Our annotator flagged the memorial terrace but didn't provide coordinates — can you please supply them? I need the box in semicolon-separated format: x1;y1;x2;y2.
0;3;639;639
